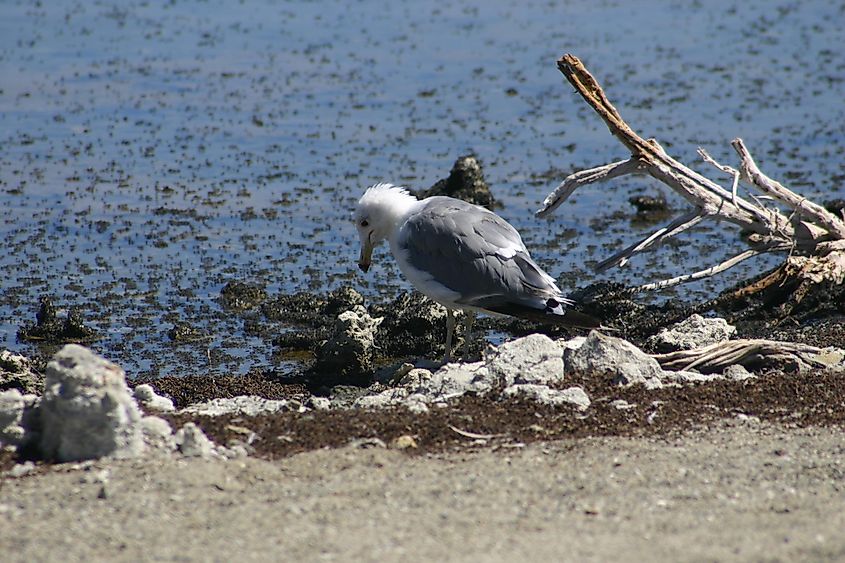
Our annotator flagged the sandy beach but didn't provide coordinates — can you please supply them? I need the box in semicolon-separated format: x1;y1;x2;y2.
2;420;843;562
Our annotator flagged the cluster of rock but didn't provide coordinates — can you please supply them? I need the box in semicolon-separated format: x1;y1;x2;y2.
354;334;590;413
2;311;842;473
349;325;755;413
0;345;237;468
17;295;98;343
319;310;844;410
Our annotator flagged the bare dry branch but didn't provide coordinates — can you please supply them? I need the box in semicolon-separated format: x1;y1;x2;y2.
553;55;776;232
596;210;706;273
732;138;845;240
634;249;764;292
697;147;741;207
541;54;845;292
537;158;642;217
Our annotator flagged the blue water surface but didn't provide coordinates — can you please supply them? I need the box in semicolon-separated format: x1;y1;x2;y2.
1;0;843;376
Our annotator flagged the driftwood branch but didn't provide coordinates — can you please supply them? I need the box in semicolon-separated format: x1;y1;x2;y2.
732;139;845;240
538;158;642;217
540;54;845;291
652;339;827;373
634;249;763;292
595;210;705;272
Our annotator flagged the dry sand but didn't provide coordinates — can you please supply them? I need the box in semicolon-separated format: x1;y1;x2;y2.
1;420;843;562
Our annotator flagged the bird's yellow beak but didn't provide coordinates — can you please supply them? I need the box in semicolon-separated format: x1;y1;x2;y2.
358;237;373;273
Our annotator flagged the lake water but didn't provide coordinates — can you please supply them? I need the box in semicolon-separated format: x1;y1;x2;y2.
1;0;843;377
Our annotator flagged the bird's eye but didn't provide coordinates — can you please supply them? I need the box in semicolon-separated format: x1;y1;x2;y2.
360;220;369;228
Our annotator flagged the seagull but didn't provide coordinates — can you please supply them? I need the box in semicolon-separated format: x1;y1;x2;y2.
354;182;599;363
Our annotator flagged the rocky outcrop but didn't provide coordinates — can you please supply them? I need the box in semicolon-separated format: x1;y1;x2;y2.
417;155;497;209
0;345;242;465
0;389;39;448
486;334;564;386
312;305;383;385
179;396;301;417
373;292;449;358
39;345;146;462
353;334;590;412
133;384;176;412
647;314;736;352
566;331;666;389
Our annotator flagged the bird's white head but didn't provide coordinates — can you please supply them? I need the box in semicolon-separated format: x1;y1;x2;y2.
353;182;417;272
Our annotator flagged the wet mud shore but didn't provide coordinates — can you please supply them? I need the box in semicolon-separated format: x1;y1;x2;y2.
5;157;845;463
5;269;843;466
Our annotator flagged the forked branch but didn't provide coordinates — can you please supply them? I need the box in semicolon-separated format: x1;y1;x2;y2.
540;54;845;292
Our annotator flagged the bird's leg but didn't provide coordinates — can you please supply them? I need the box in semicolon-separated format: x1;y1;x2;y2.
462;311;476;360
443;308;456;364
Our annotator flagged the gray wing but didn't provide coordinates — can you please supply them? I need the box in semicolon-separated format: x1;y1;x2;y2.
398;197;562;312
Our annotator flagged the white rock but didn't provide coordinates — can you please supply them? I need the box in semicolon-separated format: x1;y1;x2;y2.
404;394;430;414
397;368;434;390
648;314;736;352
504;384;591;411
7;461;36;478
556;336;586;352
306;396;332;411
174;422;215;458
722;364;756;381
349;334;602;410
353;388;408;409
558;386;591;410
0;389;39;448
141;415;176;451
566;331;665;388
352;387;432;413
180;395;292;417
133;384;176;412
39;345;145;462
485;334;565;386
354;361;492;410
660;370;724;384
423;361;493;399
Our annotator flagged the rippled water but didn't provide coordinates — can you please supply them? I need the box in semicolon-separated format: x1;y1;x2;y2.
1;0;843;376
